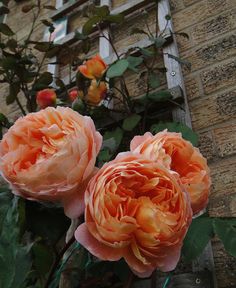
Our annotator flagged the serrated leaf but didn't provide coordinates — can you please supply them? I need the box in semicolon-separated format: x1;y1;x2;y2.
106;59;129;78
148;90;172;102
139;47;155;58
122;114;141;131
34;72;53;90
150;121;199;146
213;218;236;258
182;215;214;262
0;23;14;36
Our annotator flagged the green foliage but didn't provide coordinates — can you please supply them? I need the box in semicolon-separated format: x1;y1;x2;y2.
182;215;214;262
151;121;199;146
0;190;32;288
127;56;143;73
213;218;236;257
0;23;14;36
106;59;129;78
122;114;141;131
148;90;172;102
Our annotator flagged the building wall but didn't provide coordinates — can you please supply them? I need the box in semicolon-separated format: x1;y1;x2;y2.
170;0;236;287
0;0;235;287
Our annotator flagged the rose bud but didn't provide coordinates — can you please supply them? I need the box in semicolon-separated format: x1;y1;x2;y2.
87;80;107;106
36;89;57;109
78;54;107;79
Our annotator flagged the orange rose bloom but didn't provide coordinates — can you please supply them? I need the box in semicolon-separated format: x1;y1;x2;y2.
0;107;102;218
87;80;107;105
36;89;57;109
75;153;192;277
79;54;107;79
130;130;211;214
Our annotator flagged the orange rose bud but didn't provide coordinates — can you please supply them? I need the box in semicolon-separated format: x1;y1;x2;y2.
36;89;56;109
87;80;107;105
75;152;192;278
78;54;107;79
131;130;211;214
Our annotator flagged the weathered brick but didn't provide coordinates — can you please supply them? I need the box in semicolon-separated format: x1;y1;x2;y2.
197;131;216;161
191;9;236;46
214;123;236;157
201;59;236;94
183;0;199;6
185;75;201;100
212;239;236;288
170;0;185;13
183;33;236;73
172;0;234;32
190;89;236;130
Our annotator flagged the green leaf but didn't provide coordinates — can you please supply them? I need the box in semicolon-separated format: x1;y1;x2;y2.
1;56;17;70
26;201;70;245
148;90;172;102
98;148;112;163
7;82;20;105
213;218;236;257
150;121;199;146
127;56;143;72
34;72;53;90
0;23;14;36
0;112;11;128
82;38;91;54
122;114;141;131
182;215;214;262
139;47;155;58
149;72;160;89
34;42;52;52
150;36;166;48
74;31;87;40
32;243;54;278
104;127;124;150
0;196;32;288
106;59;129;78
0;5;9;15
82;16;101;35
105;13;124;24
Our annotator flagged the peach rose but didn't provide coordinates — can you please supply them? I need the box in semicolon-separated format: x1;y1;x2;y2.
75;152;192;277
36;89;57;109
130;130;211;214
0;107;102;218
87;80;107;105
79;54;107;79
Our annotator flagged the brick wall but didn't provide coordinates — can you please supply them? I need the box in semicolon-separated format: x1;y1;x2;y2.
171;0;236;287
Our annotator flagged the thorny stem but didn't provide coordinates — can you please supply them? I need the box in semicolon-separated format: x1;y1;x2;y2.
44;236;76;288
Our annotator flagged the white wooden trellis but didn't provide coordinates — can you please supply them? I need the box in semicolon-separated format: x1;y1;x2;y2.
48;1;216;286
